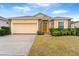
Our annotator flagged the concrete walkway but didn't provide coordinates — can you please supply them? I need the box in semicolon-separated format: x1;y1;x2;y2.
0;35;35;56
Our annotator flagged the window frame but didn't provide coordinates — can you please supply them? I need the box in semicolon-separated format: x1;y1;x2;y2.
58;22;64;28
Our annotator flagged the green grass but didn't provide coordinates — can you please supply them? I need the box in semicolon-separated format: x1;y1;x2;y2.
29;36;79;56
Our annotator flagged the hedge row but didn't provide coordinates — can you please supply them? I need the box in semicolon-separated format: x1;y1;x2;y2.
0;26;11;36
49;28;79;36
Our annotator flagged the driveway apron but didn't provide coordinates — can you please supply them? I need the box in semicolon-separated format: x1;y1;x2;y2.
0;35;35;56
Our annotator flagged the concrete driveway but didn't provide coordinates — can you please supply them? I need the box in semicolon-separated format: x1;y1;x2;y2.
0;35;35;56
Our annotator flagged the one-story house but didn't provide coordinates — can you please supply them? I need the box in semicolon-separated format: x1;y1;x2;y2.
9;13;72;34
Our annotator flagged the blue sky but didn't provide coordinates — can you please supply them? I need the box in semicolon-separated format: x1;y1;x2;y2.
0;3;79;21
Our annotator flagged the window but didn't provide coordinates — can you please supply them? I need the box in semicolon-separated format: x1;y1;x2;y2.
58;22;64;28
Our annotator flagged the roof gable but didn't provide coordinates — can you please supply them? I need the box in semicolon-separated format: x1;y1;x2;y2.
34;13;51;18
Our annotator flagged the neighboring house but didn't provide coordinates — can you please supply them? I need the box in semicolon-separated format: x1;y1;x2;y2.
9;13;72;34
71;21;79;28
0;16;9;27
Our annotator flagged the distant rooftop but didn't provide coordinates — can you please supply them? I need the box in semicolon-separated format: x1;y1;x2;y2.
0;16;6;19
0;16;7;21
71;21;79;24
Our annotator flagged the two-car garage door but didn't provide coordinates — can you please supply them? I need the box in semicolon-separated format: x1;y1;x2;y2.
12;23;38;34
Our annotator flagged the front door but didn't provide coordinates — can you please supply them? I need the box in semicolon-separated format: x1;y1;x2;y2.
42;21;48;33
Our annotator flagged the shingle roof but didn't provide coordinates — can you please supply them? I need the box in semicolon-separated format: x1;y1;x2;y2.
52;17;72;20
9;15;51;19
9;13;52;19
10;16;36;18
8;13;72;20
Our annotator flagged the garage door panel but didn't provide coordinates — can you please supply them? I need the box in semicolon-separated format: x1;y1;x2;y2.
12;23;38;34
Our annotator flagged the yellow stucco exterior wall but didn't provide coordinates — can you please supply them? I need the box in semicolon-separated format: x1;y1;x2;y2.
53;19;69;28
54;20;58;28
64;20;68;28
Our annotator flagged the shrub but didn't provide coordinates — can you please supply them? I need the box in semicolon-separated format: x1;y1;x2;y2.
71;28;75;31
76;32;79;36
60;29;68;35
53;28;58;31
49;28;54;32
52;31;57;36
53;31;61;36
57;31;61;36
67;31;72;35
37;31;44;35
75;28;79;35
49;28;64;36
1;26;11;35
53;28;63;31
0;26;11;36
61;30;67;35
58;28;63;31
68;28;71;31
75;28;79;31
71;29;76;35
49;28;54;35
71;31;76;36
0;29;6;36
49;28;79;36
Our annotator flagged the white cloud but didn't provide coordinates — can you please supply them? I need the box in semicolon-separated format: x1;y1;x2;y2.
35;3;51;7
31;3;61;8
13;6;31;11
31;3;51;7
53;10;68;14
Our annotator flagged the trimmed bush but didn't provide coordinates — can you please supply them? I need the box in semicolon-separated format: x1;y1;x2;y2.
1;26;11;35
67;31;71;35
68;28;71;31
75;28;79;35
61;30;67;35
52;31;60;36
49;28;79;36
76;32;79;36
53;28;63;31
37;31;44;35
49;28;54;35
71;29;76;35
57;28;63;31
52;31;57;36
75;28;79;31
57;31;61;36
49;28;54;32
0;29;6;36
0;26;11;36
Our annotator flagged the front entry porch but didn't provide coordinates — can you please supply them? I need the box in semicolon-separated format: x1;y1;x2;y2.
42;20;48;33
38;19;49;33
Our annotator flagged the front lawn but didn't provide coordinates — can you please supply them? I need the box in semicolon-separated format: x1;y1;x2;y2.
29;36;79;56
